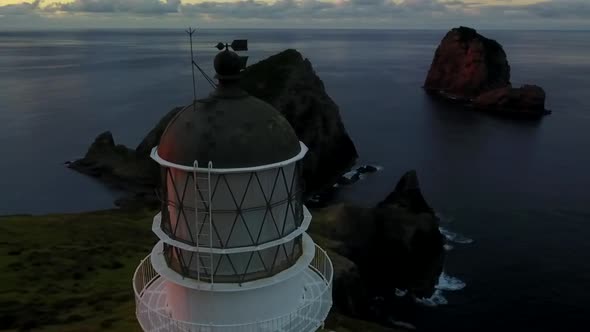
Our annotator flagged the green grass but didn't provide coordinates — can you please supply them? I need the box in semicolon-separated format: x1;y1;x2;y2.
0;209;156;332
321;312;401;332
0;208;399;332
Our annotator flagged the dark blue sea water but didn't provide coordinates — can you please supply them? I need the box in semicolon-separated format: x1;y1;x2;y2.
1;29;589;331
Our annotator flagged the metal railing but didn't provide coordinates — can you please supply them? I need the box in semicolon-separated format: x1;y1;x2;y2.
133;245;333;332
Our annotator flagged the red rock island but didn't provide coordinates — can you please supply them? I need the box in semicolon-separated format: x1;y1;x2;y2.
424;26;549;117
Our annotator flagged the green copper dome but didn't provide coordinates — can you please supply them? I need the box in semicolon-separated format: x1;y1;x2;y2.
157;89;301;168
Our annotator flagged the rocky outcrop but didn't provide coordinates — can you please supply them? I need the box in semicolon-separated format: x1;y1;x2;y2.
68;132;156;189
69;49;357;203
310;171;444;328
424;26;549;116
241;49;358;192
473;84;547;116
378;170;433;214
425;26;510;97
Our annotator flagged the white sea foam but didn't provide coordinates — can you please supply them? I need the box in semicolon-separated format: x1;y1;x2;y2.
415;290;448;307
390;319;416;330
395;288;408;297
443;244;454;251
341;165;382;183
342;170;357;180
308;196;320;204
435;272;466;291
439;227;474;244
414;272;465;307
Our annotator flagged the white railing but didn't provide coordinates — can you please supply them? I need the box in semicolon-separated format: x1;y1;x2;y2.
133;245;333;332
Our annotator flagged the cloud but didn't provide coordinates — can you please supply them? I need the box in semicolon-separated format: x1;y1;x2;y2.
0;0;589;28
525;0;590;19
0;0;40;14
181;0;377;20
349;0;388;6
48;0;181;14
400;0;446;11
452;0;590;21
180;0;454;20
0;0;451;19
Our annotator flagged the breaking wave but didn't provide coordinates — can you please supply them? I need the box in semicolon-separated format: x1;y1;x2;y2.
436;272;466;291
415;272;466;307
439;227;474;244
396;217;471;308
341;170;358;180
389;319;417;330
339;165;383;184
415;289;448;307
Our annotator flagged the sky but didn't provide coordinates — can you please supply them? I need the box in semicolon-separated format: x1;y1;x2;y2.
0;0;588;29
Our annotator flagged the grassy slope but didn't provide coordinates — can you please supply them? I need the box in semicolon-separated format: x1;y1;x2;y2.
0;209;155;332
0;209;397;332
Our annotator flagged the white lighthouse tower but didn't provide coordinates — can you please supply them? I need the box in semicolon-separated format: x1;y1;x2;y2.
132;42;333;332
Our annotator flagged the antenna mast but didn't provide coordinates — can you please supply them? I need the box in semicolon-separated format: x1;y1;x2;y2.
185;27;218;99
186;27;197;101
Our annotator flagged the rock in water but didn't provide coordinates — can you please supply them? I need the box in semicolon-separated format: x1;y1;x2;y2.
242;49;358;192
68;131;158;200
69;49;357;203
424;26;511;97
378;170;434;214
424;26;549;116
473;84;548;115
357;165;379;174
88;131;115;153
311;171;444;323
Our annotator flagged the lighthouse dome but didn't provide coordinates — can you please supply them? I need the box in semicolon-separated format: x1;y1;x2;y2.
157;50;300;168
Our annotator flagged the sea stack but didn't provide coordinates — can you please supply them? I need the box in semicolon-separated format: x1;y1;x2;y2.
424;26;511;98
424;26;549;117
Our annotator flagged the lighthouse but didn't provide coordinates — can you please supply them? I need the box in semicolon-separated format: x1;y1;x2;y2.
132;42;333;332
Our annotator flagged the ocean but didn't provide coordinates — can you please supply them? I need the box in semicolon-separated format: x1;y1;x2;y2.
1;29;589;331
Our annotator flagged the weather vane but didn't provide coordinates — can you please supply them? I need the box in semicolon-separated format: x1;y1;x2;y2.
215;39;249;71
185;28;250;101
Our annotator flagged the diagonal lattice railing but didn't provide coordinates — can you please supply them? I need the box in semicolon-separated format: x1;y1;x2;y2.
133;245;333;332
160;163;304;250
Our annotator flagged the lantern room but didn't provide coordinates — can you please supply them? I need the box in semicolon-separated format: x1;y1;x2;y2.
132;40;333;332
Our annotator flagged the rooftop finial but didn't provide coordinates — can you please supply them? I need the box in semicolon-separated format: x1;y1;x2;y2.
213;40;249;85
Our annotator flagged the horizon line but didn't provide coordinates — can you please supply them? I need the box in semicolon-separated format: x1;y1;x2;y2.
1;27;589;32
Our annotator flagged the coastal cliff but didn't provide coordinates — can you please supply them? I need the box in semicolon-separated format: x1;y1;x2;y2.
59;49;443;331
424;26;549;116
241;50;358;193
0;171;440;332
69;49;358;204
312;171;444;326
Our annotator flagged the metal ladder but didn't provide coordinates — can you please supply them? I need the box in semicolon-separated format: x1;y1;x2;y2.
193;161;214;286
